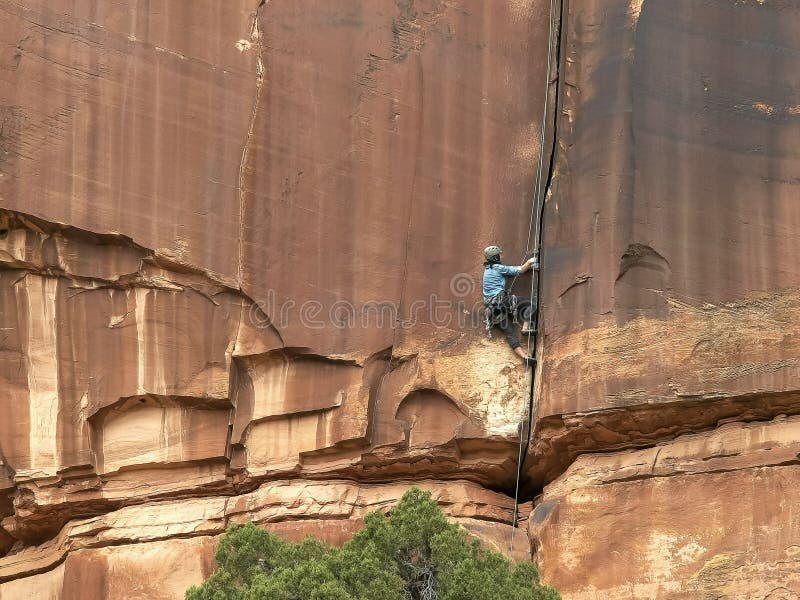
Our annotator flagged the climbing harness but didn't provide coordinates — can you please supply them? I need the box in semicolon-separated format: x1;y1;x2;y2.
483;290;520;337
509;0;560;557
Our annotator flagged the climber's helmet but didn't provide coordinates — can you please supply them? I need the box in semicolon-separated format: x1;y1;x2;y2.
484;245;502;261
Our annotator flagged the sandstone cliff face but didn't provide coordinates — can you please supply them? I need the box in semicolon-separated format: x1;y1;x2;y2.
527;0;800;597
531;0;800;486
532;417;800;599
1;0;799;599
0;1;548;597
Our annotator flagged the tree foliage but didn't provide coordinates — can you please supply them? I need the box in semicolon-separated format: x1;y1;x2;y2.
186;487;560;600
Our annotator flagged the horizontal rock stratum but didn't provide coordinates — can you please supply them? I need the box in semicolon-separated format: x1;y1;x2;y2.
1;0;800;599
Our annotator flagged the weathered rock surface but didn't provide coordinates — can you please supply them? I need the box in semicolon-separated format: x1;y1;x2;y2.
0;0;546;596
531;0;800;484
523;2;800;597
531;417;800;599
2;0;800;598
0;208;532;546
0;479;530;598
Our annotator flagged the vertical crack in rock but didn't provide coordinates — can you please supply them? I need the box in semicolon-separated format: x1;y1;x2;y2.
237;0;267;288
516;0;565;499
538;0;566;237
383;2;438;369
391;130;419;367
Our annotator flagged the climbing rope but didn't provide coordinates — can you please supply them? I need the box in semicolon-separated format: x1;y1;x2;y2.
509;0;558;557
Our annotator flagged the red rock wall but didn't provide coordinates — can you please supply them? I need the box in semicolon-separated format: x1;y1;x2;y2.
0;1;549;597
536;0;800;432
528;0;800;597
0;480;531;596
2;0;800;598
532;417;800;598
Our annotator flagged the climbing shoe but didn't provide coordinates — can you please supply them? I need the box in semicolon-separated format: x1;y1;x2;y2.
524;356;537;368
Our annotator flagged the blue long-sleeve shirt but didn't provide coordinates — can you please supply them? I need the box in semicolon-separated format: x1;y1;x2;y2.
482;264;521;302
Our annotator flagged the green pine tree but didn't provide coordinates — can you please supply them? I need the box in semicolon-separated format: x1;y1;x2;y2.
186;487;560;600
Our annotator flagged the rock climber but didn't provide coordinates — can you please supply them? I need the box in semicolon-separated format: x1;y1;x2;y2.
482;245;538;367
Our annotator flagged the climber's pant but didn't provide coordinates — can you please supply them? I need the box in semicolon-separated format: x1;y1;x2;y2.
494;296;534;350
